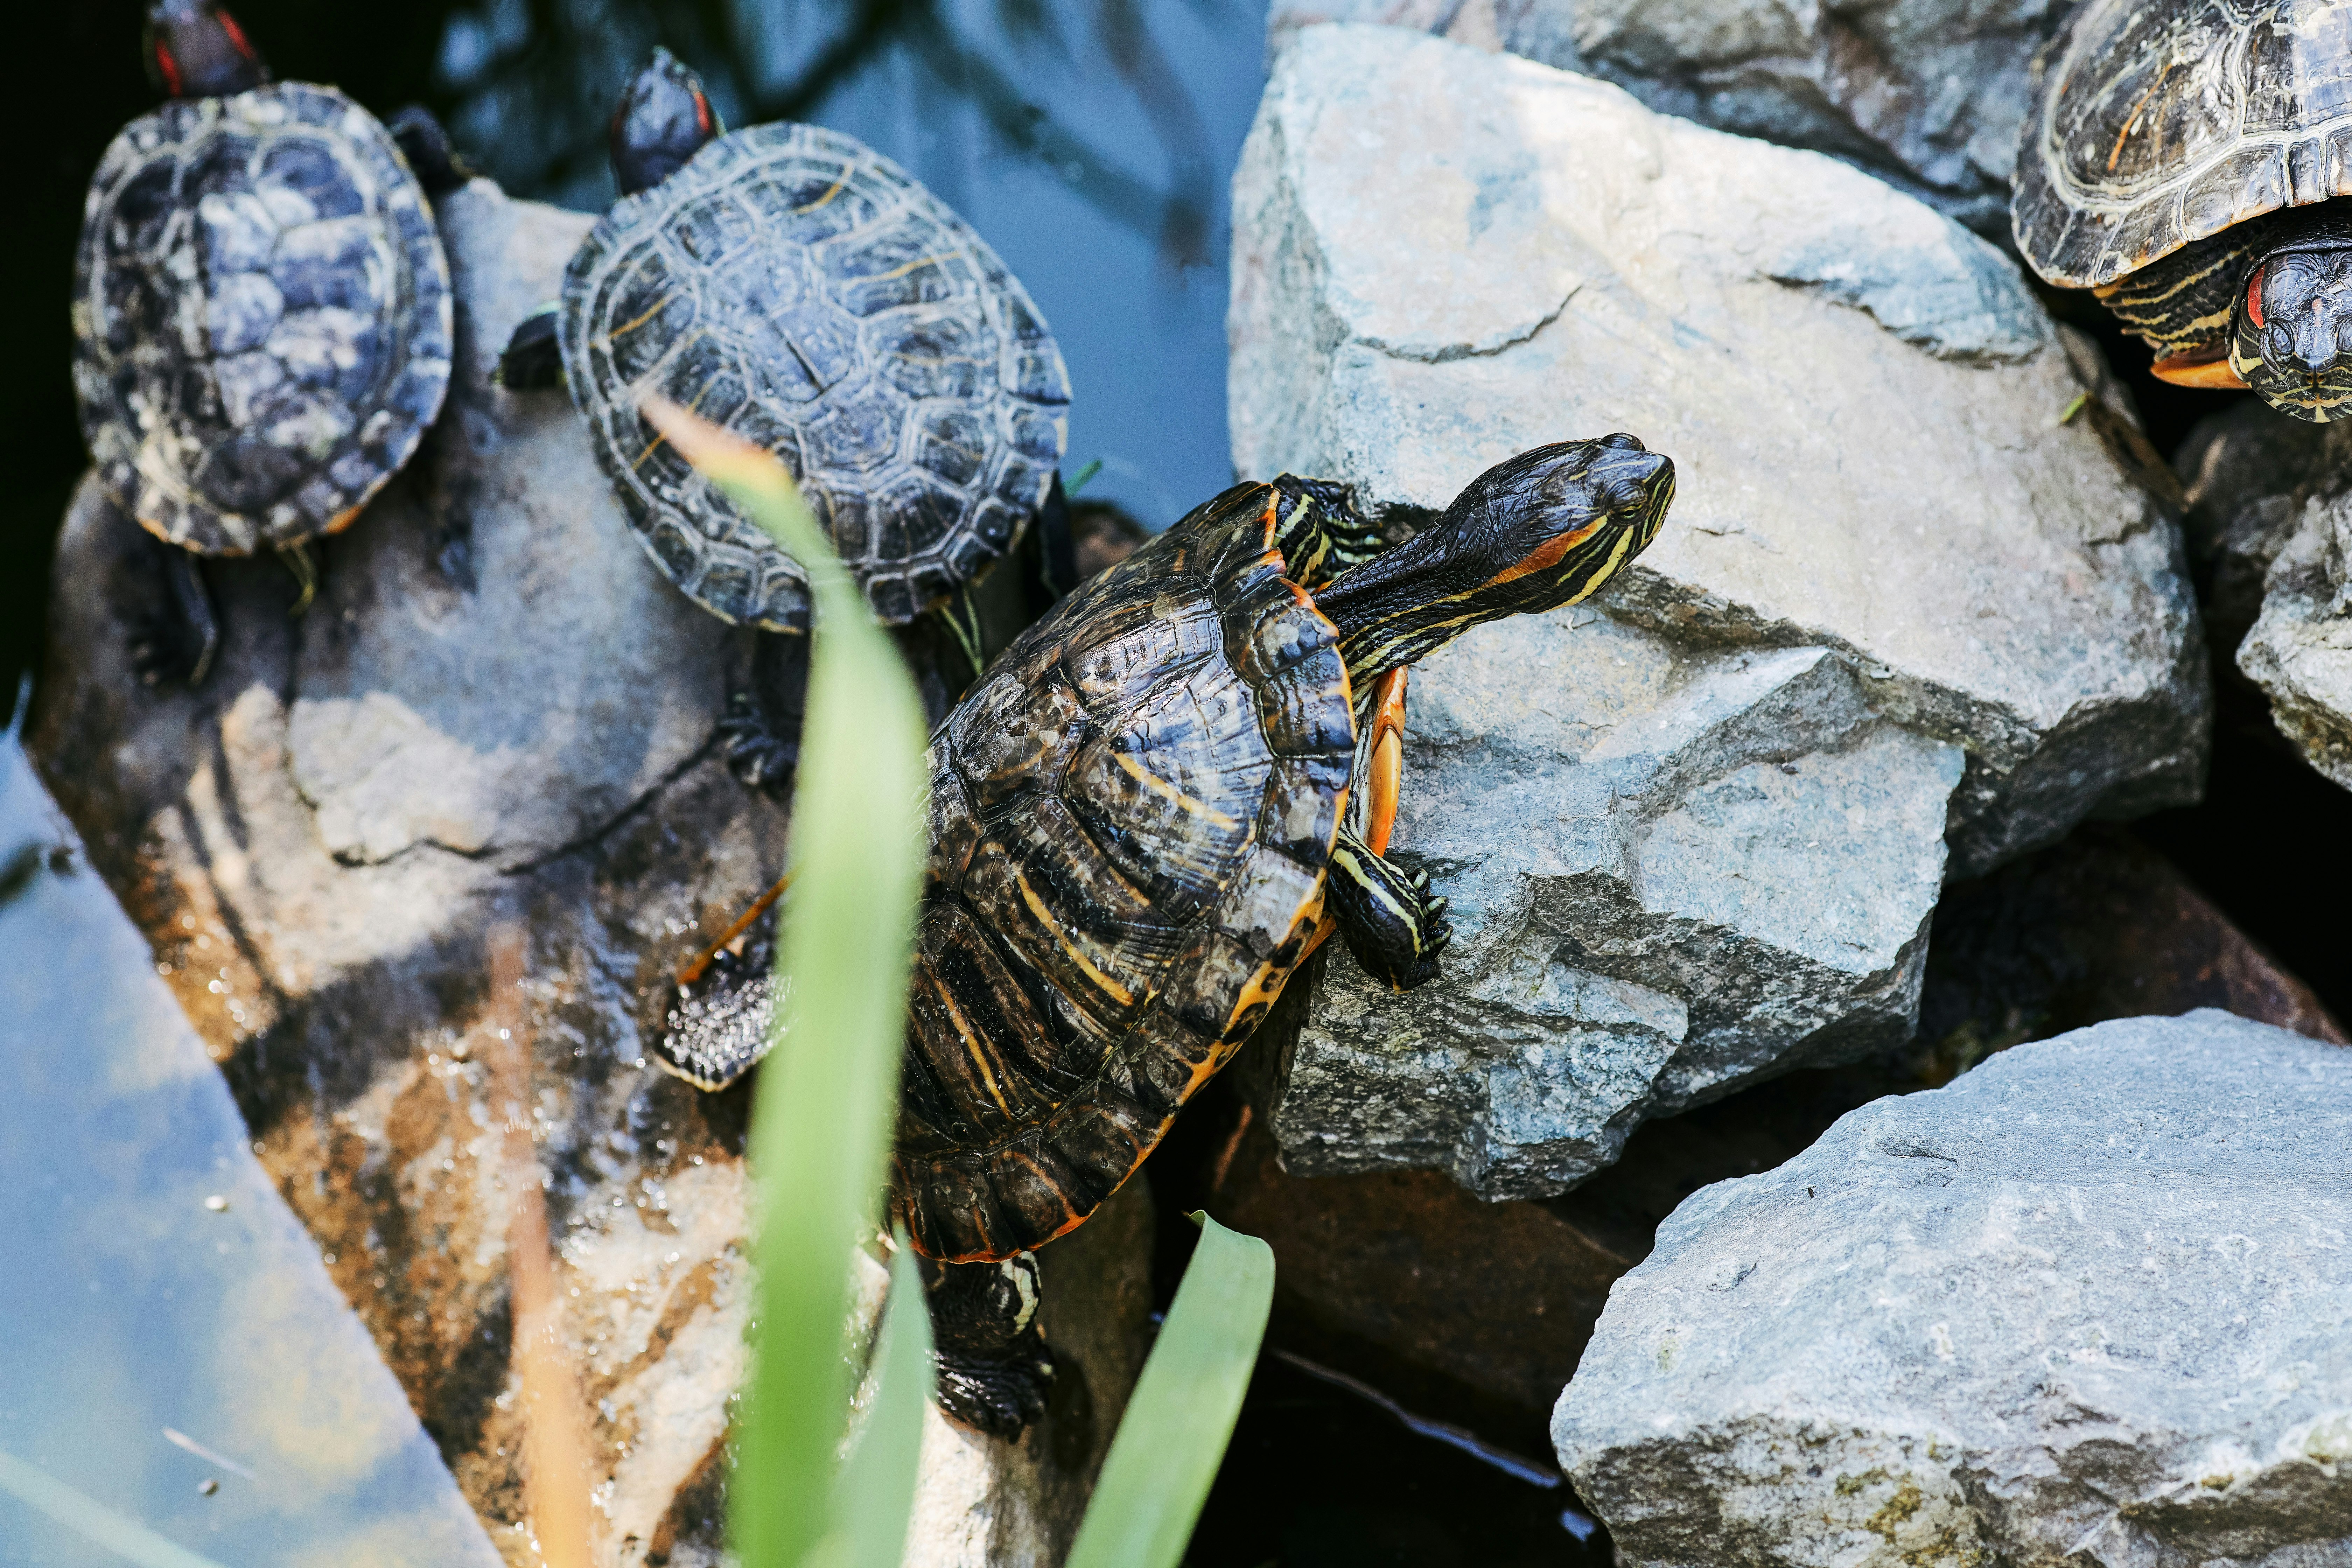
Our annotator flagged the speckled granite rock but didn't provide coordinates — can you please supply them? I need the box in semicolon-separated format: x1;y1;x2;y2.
27;177;1139;1568
1553;1012;2352;1568
1227;26;2205;1199
2239;491;2352;792
1264;0;2074;231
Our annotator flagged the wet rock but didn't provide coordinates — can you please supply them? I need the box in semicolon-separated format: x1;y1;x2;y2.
27;178;1134;1567
1228;26;2203;1198
2239;491;2352;793
1917;826;2346;1073
1263;0;2073;231
1553;1012;2352;1568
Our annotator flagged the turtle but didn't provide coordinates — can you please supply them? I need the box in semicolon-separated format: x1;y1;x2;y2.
74;0;458;685
660;435;1676;1433
497;50;1073;790
2013;0;2352;422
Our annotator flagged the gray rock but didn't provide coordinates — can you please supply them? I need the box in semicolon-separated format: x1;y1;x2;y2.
1228;26;2205;1197
1553;1012;2352;1568
1263;0;2074;231
2239;493;2352;792
27;178;1140;1568
2175;403;2352;649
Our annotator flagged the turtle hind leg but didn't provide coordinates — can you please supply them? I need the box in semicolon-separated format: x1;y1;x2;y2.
926;1252;1054;1440
127;543;220;688
385;105;474;197
1273;475;1389;590
495;305;565;391
719;631;809;797
1326;821;1452;991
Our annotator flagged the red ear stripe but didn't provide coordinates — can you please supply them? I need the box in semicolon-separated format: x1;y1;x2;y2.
2247;262;2268;330
154;42;182;95
694;90;713;137
217;8;256;61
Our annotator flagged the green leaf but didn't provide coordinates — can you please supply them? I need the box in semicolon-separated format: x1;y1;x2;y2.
1063;1213;1275;1568
828;1243;937;1568
0;1450;231;1568
640;402;929;1568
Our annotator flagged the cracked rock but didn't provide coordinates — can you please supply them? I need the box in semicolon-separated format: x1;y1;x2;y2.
1227;25;2204;1198
1264;0;2072;232
1553;1012;2352;1568
28;178;1138;1568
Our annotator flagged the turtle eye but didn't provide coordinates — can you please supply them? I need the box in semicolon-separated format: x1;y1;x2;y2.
2247;262;2268;330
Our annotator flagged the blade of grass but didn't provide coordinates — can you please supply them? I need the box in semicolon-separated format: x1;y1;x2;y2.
638;399;928;1568
827;1243;936;1568
0;1451;230;1568
1063;1214;1274;1568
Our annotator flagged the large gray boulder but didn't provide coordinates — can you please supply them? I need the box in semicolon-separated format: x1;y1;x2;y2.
1263;0;2074;231
27;178;1144;1568
1553;1012;2352;1568
2239;492;2352;791
1228;25;2204;1199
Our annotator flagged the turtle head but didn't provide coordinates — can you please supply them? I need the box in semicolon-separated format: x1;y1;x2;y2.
610;47;721;197
1316;435;1674;682
145;0;268;98
2230;243;2352;423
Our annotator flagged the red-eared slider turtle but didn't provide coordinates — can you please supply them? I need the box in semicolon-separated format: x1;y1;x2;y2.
75;0;457;684
498;51;1071;790
662;436;1676;1433
2014;0;2352;421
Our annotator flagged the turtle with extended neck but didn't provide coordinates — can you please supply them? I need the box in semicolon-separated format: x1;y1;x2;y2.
662;436;1677;1435
74;0;461;685
498;50;1072;791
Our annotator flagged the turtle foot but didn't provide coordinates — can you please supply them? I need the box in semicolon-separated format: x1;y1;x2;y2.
127;548;219;688
386;105;474;197
655;899;779;1091
718;690;800;796
927;1253;1054;1440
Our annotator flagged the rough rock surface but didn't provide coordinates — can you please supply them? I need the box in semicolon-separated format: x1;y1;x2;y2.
1553;1013;2352;1568
1263;0;2073;231
2175;403;2352;651
1228;26;2204;1198
28;178;1143;1568
2239;490;2352;793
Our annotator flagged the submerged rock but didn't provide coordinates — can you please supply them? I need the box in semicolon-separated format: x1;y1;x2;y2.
1227;25;2204;1199
1263;0;2071;231
28;178;1138;1568
1553;1012;2352;1568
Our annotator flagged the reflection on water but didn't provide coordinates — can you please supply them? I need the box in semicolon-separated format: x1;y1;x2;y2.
0;742;497;1568
434;0;1269;528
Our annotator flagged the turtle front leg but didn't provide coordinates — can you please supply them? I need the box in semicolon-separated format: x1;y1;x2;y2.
718;631;809;796
926;1252;1054;1439
495;304;564;390
128;542;220;688
1273;475;1390;590
1326;822;1452;990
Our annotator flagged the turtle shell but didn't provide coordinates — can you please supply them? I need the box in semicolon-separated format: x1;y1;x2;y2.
560;123;1071;631
890;479;1354;1262
72;83;453;555
2015;0;2352;289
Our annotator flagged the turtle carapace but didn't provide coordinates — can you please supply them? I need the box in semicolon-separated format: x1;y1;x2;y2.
75;0;458;685
2013;0;2352;422
663;437;1677;1435
496;50;1072;793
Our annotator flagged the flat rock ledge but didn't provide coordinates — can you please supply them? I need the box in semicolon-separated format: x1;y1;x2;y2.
1226;25;2205;1199
28;178;1144;1568
1553;1013;2352;1568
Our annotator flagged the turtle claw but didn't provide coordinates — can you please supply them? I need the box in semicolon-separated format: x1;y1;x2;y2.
927;1253;1055;1440
127;548;219;688
718;691;799;797
933;1349;1055;1441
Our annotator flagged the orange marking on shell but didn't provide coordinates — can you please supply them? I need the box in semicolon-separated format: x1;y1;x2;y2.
2152;354;2249;389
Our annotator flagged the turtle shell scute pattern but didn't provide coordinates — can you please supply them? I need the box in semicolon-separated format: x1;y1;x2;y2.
891;482;1354;1262
2016;0;2352;288
562;123;1071;631
72;82;453;555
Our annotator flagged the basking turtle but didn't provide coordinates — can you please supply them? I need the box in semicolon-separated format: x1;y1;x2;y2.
75;0;456;684
2014;0;2352;422
664;436;1676;1433
499;51;1072;788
